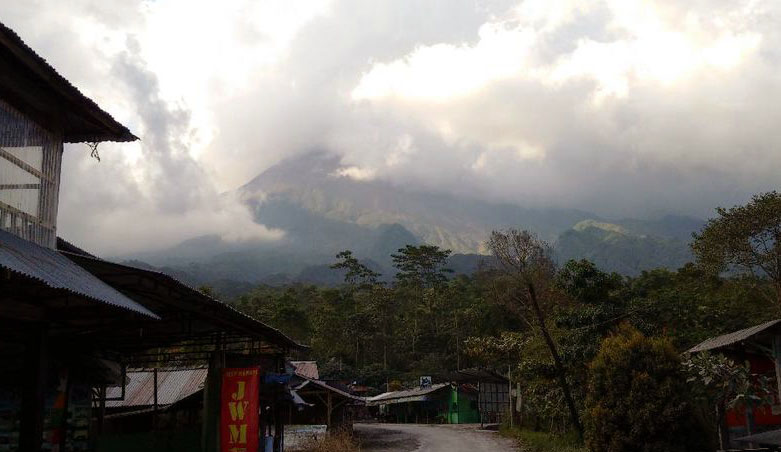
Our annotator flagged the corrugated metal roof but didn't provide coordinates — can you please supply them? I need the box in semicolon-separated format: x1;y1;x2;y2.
106;369;207;408
735;428;781;445
291;361;319;379
366;383;450;405
62;252;306;350
0;21;137;143
294;379;364;402
687;319;781;353
0;229;157;318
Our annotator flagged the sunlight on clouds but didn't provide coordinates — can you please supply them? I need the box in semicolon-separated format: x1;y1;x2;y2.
352;22;534;101
332;165;377;181
354;1;761;104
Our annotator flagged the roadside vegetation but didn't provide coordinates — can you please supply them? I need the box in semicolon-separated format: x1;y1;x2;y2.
291;431;360;452
501;427;586;452
231;191;781;451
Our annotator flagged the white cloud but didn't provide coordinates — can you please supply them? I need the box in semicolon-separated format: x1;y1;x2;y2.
1;0;780;254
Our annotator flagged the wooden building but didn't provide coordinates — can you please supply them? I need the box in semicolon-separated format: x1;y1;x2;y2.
688;319;781;449
0;21;305;452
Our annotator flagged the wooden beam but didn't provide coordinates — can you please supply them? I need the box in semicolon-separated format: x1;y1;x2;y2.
0;183;40;189
0;146;52;182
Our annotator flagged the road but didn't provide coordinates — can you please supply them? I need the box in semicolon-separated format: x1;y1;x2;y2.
355;423;519;452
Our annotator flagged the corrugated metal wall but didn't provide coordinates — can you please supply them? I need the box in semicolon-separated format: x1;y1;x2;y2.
0;98;62;248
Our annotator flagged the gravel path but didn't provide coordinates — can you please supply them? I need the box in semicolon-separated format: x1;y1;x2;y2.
355;423;519;452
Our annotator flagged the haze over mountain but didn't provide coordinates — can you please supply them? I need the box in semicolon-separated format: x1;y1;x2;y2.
119;152;703;290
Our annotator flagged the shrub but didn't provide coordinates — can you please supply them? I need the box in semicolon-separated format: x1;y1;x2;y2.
502;427;587;452
291;431;360;452
584;325;709;452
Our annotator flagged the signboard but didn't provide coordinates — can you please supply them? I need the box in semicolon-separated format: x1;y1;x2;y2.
220;368;260;452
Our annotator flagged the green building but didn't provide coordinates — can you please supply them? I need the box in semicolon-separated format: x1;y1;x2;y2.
368;383;480;424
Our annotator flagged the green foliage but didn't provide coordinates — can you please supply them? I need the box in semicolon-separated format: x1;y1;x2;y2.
683;351;774;412
692;190;781;305
585;325;710;452
330;250;381;287
391;244;453;288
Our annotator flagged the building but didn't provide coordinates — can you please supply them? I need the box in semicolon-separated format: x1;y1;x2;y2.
0;21;304;452
688;319;781;448
366;383;480;424
288;361;364;432
449;368;511;425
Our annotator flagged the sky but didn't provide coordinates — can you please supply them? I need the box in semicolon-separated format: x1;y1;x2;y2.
2;0;780;255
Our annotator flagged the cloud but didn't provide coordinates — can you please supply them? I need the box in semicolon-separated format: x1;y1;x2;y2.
1;0;780;255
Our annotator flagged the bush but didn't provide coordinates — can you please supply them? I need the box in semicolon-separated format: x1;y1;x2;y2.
584;325;710;452
291;431;360;452
502;427;587;452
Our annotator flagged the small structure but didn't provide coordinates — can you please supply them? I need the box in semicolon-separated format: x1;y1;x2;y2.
367;383;480;424
0;20;153;452
450;368;511;425
688;319;781;448
288;361;365;432
0;21;306;452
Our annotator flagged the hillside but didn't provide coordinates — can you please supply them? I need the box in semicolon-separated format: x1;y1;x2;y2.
115;152;703;289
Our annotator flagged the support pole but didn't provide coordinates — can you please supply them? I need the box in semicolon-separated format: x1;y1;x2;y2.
153;368;159;431
201;351;223;452
773;335;781;403
327;391;333;430
20;324;47;452
508;365;513;428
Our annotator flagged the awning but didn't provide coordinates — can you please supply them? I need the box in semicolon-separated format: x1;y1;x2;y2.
0;229;157;318
687;319;781;353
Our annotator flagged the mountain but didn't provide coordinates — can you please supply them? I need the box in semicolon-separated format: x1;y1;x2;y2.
555;219;695;275
115;151;704;291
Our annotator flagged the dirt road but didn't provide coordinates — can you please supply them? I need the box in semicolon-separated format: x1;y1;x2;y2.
355;423;519;452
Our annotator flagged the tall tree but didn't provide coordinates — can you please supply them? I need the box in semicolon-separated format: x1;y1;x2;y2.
331;250;381;287
487;229;583;438
331;250;382;368
391;244;453;288
691;191;781;307
392;245;453;357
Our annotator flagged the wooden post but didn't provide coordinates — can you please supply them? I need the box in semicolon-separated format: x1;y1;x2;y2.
201;351;222;452
153;368;159;431
773;335;781;403
508;365;513;428
327;391;333;430
20;324;47;452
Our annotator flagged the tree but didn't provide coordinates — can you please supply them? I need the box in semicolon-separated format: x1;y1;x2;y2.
331;250;381;287
585;325;709;452
487;229;583;438
331;250;383;368
391;245;453;288
392;245;453;357
692;191;781;307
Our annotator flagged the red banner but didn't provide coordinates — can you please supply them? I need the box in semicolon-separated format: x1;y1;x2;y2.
220;368;260;452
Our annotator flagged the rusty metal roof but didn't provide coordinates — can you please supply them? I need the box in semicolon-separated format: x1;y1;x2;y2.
0;229;157;318
106;369;207;408
294;378;364;402
687;319;781;353
367;383;450;405
291;361;319;379
62;251;306;351
0;21;136;143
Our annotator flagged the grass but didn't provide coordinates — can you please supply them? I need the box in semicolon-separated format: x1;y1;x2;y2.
501;427;587;452
290;431;361;452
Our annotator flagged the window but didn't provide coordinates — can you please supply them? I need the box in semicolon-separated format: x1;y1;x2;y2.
0;100;62;248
